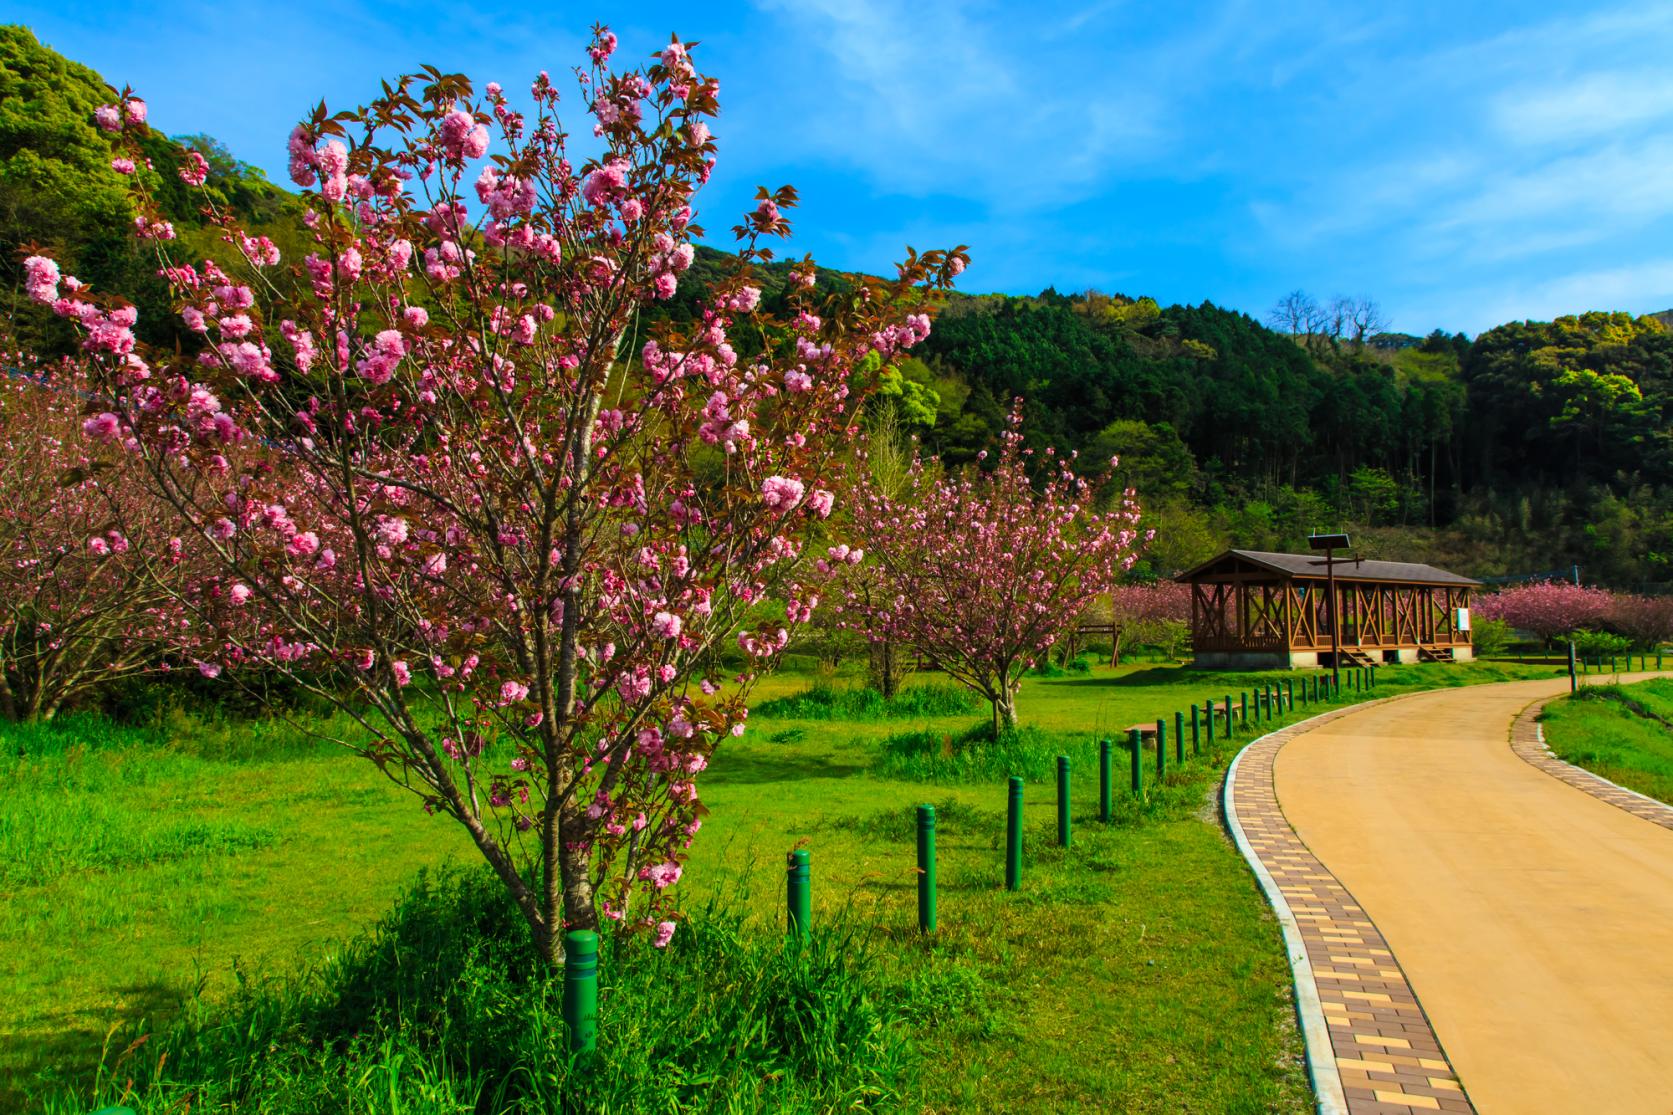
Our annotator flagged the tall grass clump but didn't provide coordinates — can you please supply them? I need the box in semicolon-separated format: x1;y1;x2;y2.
752;682;981;722
874;722;1103;785
34;866;974;1114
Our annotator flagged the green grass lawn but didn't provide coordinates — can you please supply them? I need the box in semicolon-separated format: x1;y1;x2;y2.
1;656;1564;1111
1539;677;1673;806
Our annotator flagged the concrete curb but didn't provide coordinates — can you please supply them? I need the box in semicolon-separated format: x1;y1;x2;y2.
1222;708;1353;1115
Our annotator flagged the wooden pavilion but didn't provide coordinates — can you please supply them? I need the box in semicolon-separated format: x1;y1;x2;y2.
1175;549;1479;670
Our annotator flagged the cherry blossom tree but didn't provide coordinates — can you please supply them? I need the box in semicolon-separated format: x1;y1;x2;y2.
1102;580;1191;665
22;30;964;962
840;408;1145;732
1607;594;1673;651
1475;581;1615;644
0;354;187;721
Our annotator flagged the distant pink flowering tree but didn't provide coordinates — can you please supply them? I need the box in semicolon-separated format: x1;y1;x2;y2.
0;355;187;721
1476;581;1615;644
1608;594;1673;651
1103;580;1191;665
23;31;964;962
841;409;1145;731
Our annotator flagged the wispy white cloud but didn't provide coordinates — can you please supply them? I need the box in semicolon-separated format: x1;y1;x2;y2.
1490;70;1673;145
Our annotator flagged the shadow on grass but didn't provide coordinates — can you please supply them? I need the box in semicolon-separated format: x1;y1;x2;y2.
705;749;868;785
2;979;182;1109
1048;666;1299;690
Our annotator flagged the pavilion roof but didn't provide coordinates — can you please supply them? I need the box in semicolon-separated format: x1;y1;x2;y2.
1176;549;1480;588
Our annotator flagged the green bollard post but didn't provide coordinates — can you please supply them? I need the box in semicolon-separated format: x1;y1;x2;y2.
1129;728;1143;797
1156;718;1167;780
564;929;599;1054
1174;710;1185;764
1225;694;1234;735
1056;755;1072;848
1286;679;1294;711
787;848;812;941
1005;777;1023;891
1205;699;1216;745
1191;704;1202;754
1568;642;1578;693
1099;738;1113;822
1240;692;1249;726
916;805;937;933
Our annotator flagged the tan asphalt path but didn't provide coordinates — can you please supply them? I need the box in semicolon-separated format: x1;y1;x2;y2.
1273;675;1673;1114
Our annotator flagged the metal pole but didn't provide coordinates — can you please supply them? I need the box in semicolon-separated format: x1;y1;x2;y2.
1006;778;1023;891
916;805;937;933
1056;755;1072;847
1191;704;1202;754
1099;738;1113;822
563;929;599;1054
1175;710;1185;764
1569;563;1580;694
1327;546;1341;689
1156;719;1167;780
1205;699;1215;745
1129;727;1143;796
787;848;811;940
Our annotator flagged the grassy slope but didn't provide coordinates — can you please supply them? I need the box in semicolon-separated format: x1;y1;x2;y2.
1539;678;1673;806
1;658;1562;1110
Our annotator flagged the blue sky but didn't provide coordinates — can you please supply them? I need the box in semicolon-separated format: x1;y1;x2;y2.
15;1;1673;335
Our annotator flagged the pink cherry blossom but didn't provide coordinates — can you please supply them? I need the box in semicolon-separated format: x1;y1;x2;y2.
180;150;210;186
82;412;121;442
761;475;805;511
1477;582;1616;642
23;256;60;304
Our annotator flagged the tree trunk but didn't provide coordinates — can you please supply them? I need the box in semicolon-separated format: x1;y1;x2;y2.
547;799;598;964
992;684;1018;734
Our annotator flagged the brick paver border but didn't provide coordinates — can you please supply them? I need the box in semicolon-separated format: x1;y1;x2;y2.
1511;694;1673;832
1224;698;1474;1115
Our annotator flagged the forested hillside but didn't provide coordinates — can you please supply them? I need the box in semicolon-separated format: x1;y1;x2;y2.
0;26;304;354
899;290;1673;585
5;25;1671;585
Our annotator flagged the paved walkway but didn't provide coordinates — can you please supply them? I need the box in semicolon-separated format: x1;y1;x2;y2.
1265;676;1673;1114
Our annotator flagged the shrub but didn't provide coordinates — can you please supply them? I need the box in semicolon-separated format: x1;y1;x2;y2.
752;682;981;721
35;866;973;1114
873;721;1101;784
1470;616;1514;657
1572;629;1632;658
